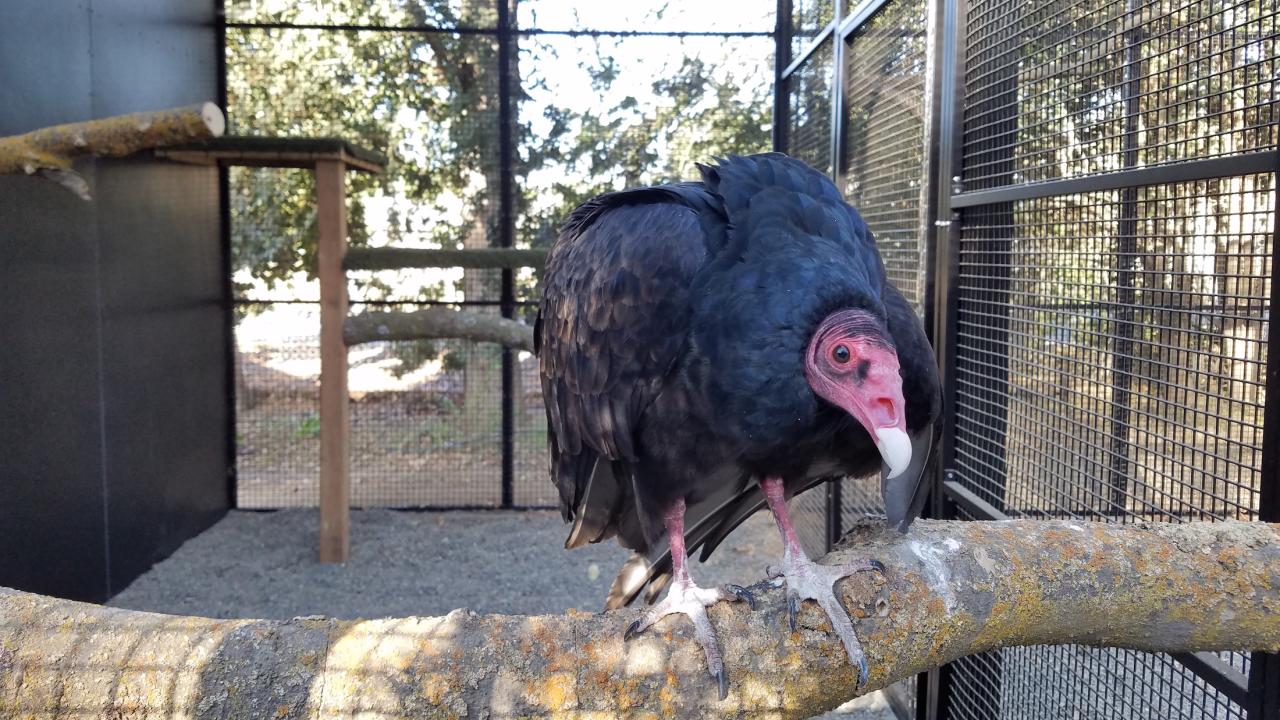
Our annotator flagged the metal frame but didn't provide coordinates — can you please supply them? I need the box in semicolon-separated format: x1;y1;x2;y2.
223;20;772;38
216;0;237;510
497;0;517;509
775;0;1280;717
1246;152;1280;720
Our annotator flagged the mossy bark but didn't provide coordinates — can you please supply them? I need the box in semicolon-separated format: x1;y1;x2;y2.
0;103;225;199
2;519;1277;718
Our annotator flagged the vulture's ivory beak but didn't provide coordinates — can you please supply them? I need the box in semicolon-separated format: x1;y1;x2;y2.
875;427;912;479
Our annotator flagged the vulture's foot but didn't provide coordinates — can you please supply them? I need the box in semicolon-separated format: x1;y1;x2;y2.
766;554;884;683
624;578;753;699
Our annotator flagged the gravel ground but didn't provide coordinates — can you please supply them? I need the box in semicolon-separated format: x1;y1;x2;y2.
108;508;894;718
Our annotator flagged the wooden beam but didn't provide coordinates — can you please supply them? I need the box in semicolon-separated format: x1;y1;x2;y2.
158;146;385;175
344;246;548;271
316;160;350;564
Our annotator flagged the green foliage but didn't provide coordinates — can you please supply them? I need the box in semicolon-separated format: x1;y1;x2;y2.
295;413;321;439
227;0;773;374
228;1;772;284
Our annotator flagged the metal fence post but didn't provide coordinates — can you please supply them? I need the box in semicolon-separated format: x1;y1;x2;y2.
773;0;792;154
1104;0;1144;517
1246;153;1280;720
216;0;237;510
925;0;967;717
498;0;516;509
825;0;846;554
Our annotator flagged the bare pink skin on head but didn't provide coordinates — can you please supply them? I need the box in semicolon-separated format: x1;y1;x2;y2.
804;309;910;475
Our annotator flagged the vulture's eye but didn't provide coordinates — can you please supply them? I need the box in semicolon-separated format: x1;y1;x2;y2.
832;345;851;364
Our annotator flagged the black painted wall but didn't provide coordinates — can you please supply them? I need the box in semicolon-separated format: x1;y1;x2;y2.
0;0;230;603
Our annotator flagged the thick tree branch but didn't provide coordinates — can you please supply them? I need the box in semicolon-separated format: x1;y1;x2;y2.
2;519;1277;718
345;308;535;351
345;247;548;271
0;103;225;199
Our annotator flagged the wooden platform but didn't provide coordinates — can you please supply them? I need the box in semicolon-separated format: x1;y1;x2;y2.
156;136;387;174
160;136;386;564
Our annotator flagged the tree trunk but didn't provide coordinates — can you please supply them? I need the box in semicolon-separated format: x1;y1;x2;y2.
2;519;1277;719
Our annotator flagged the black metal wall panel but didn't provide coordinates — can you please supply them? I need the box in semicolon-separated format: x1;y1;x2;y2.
98;160;228;593
0;4;93;132
0;172;110;603
0;0;228;602
791;0;835;58
955;180;1272;522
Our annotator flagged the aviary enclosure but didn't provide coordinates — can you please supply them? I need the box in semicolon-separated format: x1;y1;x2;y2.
0;0;1276;718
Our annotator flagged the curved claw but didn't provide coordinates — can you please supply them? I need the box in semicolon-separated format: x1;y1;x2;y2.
867;559;887;575
623;619;641;641
857;656;869;684
715;668;729;700
786;593;799;632
725;584;756;611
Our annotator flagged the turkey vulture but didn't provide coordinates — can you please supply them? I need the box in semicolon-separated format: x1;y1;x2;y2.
535;153;941;697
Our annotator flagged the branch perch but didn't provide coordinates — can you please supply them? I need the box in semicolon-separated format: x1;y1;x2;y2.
345;247;548;271
345;308;535;351
1;519;1276;718
0;102;225;199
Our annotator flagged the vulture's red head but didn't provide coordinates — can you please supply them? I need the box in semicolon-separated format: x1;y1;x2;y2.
804;309;911;478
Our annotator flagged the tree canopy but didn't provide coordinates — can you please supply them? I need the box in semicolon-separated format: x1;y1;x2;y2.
225;0;774;303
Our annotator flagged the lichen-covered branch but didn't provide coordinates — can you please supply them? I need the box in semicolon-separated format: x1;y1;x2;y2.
0;102;225;199
345;307;535;351
345;247;548;271
1;520;1276;718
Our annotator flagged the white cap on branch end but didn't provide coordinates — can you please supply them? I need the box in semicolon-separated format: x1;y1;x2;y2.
202;102;226;137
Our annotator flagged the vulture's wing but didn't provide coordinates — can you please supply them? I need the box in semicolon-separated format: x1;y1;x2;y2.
537;184;723;551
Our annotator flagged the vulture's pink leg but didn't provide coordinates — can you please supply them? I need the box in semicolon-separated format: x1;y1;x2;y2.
623;497;753;699
759;475;883;683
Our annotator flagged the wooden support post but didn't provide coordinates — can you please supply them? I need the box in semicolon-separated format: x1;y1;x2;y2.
316;160;350;564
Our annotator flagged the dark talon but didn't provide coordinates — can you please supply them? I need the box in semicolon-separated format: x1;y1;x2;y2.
727;584;756;610
623;619;641;641
787;594;799;632
857;657;870;684
715;667;729;700
867;559;887;575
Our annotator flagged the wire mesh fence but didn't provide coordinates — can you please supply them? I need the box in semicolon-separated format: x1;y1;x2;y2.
941;0;1277;717
784;0;1276;717
223;1;775;509
788;39;835;173
960;0;1279;190
954;176;1273;522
